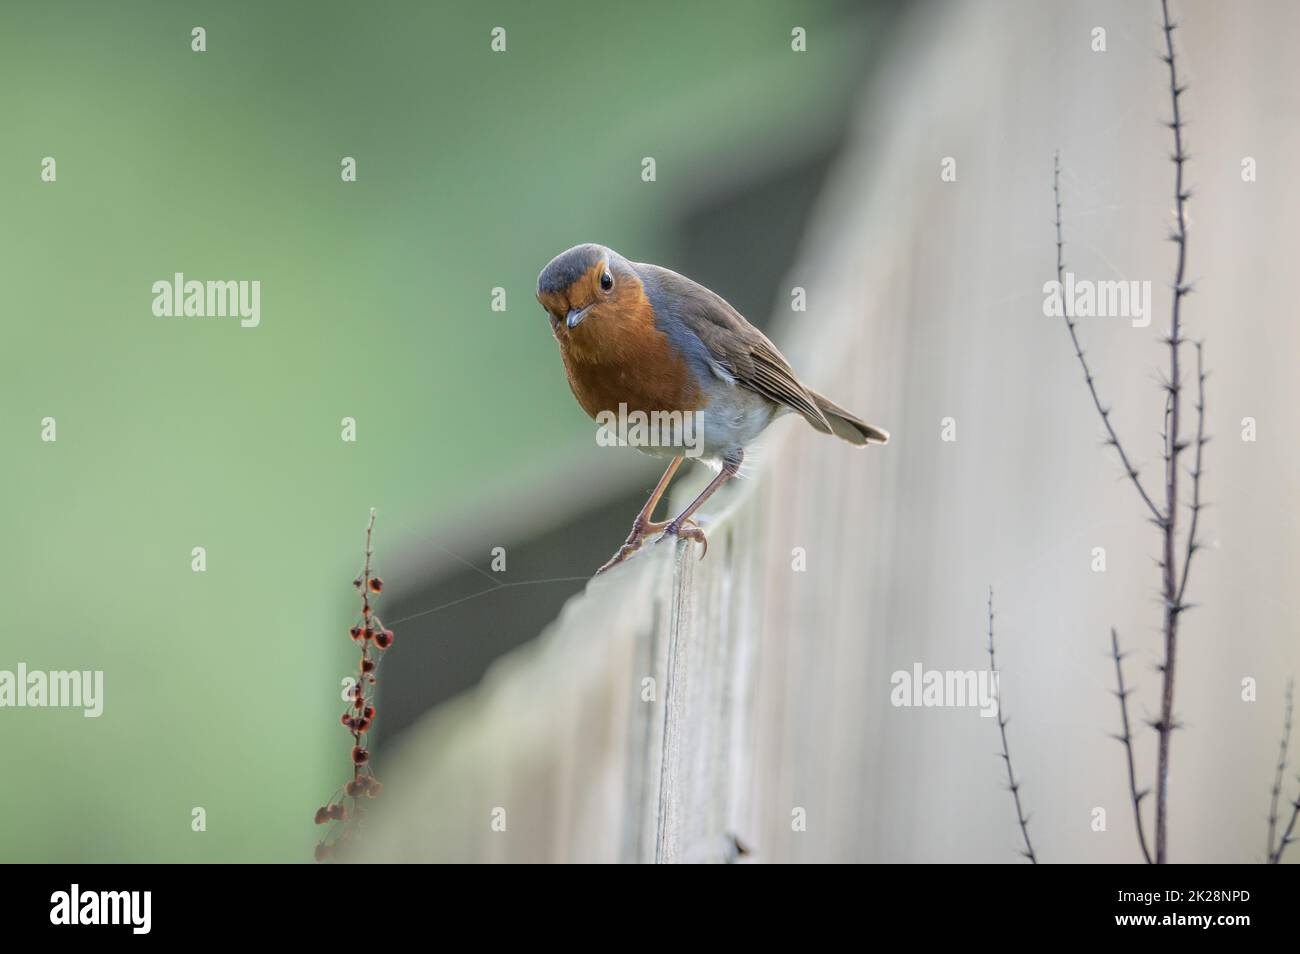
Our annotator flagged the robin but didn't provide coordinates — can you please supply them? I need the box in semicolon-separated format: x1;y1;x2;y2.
537;243;889;574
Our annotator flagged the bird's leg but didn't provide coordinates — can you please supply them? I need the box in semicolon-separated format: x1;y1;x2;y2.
656;453;742;559
595;457;687;574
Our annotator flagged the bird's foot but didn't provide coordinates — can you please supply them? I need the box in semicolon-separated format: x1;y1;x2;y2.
595;516;698;575
656;520;708;560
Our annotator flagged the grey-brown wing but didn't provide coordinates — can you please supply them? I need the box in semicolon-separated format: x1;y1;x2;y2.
644;265;831;433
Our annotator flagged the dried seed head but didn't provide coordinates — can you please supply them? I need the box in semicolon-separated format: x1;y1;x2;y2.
314;806;330;825
360;658;376;673
369;577;383;593
345;778;364;797
374;629;394;650
352;745;369;765
349;626;364;642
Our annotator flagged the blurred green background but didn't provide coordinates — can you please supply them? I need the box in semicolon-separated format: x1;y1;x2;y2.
0;0;888;861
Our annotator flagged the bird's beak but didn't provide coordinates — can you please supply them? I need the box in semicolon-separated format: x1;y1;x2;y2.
565;305;592;329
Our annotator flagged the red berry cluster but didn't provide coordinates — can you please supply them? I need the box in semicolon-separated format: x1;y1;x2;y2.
314;510;393;862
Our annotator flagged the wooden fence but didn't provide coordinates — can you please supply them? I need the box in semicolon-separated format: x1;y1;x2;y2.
357;0;1300;864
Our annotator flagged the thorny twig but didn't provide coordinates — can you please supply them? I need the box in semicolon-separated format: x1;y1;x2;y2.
1268;680;1298;864
1109;628;1153;864
1053;151;1163;523
987;588;1037;863
1175;341;1208;612
1047;0;1204;865
1152;0;1193;865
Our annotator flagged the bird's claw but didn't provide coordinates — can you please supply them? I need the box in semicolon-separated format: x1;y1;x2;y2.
657;521;708;560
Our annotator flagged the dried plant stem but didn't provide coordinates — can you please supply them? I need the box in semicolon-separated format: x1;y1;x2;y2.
314;508;392;861
1052;152;1163;523
1273;803;1300;865
1052;1;1199;865
1268;680;1296;864
1154;0;1191;865
353;509;378;816
1109;628;1153;864
1175;342;1207;611
987;588;1037;863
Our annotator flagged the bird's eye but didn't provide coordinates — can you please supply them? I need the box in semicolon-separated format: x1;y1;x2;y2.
599;270;614;292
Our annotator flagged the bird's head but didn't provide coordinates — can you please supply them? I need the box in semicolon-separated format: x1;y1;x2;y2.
536;243;641;336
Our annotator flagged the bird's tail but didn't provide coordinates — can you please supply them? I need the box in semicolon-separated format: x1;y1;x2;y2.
809;391;889;446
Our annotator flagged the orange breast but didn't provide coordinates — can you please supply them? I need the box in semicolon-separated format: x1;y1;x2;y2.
556;280;702;419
